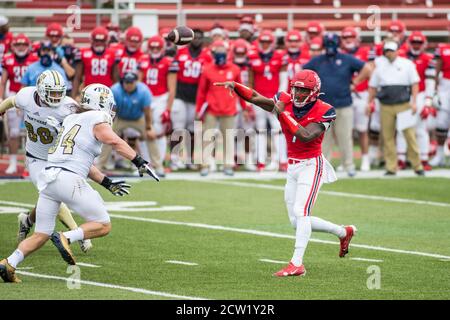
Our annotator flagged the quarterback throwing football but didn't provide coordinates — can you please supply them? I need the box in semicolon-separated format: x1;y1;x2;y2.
216;69;357;277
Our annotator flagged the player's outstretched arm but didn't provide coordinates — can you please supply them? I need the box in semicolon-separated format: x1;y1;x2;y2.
0;96;16;115
93;123;160;181
278;110;327;143
214;81;275;112
88;165;131;196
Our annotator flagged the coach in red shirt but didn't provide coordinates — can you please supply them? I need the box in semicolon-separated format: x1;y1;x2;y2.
195;40;247;176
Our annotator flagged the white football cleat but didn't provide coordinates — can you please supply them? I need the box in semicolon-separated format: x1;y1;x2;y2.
5;163;18;175
79;239;93;253
360;154;371;172
429;154;445;167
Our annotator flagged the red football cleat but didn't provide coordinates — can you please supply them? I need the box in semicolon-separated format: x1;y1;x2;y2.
256;163;265;172
273;262;306;277
421;161;432;171
339;225;357;258
279;162;288;172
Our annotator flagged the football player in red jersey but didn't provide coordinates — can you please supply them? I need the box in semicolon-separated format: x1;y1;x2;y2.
429;41;450;166
170;29;212;170
0;34;38;174
139;35;178;168
341;26;373;172
231;39;257;171
308;36;323;59
0;16;13;62
371;20;409;58
285;30;310;90
117;26;145;77
106;22;121;47
215;69;356;277
45;23;64;48
301;21;325;56
159;27;177;58
396;31;436;171
238;16;256;44
248;29;288;171
72;26;119;98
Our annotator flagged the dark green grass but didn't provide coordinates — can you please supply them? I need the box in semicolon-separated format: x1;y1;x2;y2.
0;177;449;299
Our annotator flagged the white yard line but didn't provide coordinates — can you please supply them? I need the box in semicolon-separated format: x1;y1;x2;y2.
15;271;208;300
350;257;384;263
109;214;450;260
77;262;102;268
166;260;198;266
204;180;450;208
259;259;288;264
2;200;449;261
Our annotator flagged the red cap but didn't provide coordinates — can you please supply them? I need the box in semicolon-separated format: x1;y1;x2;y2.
258;29;274;43
285;30;302;42
341;26;358;38
125;26;143;42
46;23;63;37
12;33;30;45
408;30;426;43
388;20;406;33
91;26;109;41
306;21;325;35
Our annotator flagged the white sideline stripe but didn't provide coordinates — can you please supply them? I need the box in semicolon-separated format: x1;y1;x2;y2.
16;271;208;300
16;267;34;270
204;180;450;208
109;214;450;260
0;200;34;208
77;262;101;268
166;260;198;266
259;259;287;264
350;257;384;263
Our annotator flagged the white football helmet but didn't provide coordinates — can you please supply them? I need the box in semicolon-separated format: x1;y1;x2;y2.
80;83;116;119
36;70;67;107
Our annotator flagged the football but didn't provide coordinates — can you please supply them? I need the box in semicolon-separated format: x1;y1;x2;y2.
166;26;195;45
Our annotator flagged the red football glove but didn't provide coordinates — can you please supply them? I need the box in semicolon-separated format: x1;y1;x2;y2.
161;109;171;124
420;106;431;120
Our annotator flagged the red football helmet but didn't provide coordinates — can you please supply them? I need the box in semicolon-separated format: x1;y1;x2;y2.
258;29;274;54
46;23;63;46
233;38;248;64
91;26;109;53
408;31;427;55
12;33;31;58
306;21;325;42
106;22;120;43
285;30;302;54
341;26;360;51
147;35;165;59
125;27;143;52
290;69;321;107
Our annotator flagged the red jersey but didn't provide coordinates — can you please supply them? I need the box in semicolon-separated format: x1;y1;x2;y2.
118;47;145;77
300;42;312;60
406;51;434;92
1;52;38;93
249;49;288;98
196;62;245;117
286;51;310;91
435;43;450;80
139;56;178;97
0;32;13;62
175;46;212;85
275;91;336;159
342;46;371;92
76;47;119;87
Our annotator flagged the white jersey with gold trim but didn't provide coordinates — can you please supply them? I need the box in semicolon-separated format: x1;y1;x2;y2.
47;110;112;178
14;86;77;160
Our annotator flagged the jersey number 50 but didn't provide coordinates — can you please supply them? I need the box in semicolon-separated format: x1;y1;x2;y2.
183;60;201;78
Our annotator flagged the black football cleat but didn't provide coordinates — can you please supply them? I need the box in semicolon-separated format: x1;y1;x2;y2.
50;232;76;265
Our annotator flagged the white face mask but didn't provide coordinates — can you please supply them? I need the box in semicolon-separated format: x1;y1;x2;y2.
234;55;246;64
127;46;137;53
14;49;28;57
150;51;162;59
343;42;356;51
93;45;105;53
287;47;300;54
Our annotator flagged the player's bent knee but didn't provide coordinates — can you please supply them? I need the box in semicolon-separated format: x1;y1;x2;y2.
101;223;112;237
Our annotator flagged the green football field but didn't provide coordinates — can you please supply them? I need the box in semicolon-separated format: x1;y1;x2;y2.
0;175;449;300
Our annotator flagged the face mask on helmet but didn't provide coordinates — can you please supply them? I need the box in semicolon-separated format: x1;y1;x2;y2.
291;86;314;108
37;71;67;108
45;88;66;107
409;41;424;55
149;45;163;59
342;37;357;51
92;40;106;54
233;53;246;64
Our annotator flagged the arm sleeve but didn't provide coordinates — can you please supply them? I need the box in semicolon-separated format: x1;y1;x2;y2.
318;107;336;130
273;91;291;104
195;72;208;113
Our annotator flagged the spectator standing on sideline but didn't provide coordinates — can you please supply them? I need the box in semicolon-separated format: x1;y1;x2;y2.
367;41;424;176
303;33;369;176
97;72;164;176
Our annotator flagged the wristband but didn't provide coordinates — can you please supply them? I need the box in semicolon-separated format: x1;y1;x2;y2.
234;82;253;100
100;176;112;189
279;111;300;135
131;154;147;168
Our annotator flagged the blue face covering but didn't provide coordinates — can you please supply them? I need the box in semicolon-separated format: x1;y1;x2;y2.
213;52;227;66
0;33;4;40
40;53;53;67
323;34;340;57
